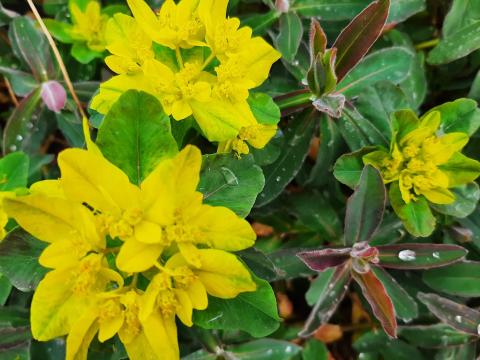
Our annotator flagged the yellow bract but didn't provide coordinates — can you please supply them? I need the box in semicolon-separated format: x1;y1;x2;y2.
363;111;472;204
90;0;281;154
3;143;256;360
69;1;109;52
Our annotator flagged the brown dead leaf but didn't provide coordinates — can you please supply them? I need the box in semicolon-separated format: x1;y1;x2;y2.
252;222;274;237
313;324;343;343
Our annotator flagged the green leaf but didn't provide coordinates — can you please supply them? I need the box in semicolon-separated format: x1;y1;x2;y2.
0;67;38;97
0;307;30;360
0;229;47;292
300;263;351;337
0;275;11;306
71;42;103;64
387;0;426;24
237;248;281;281
307;115;343;187
302;339;328;360
3;88;42;155
377;243;467;269
355;82;411;141
251;130;284;167
418;292;480;336
434;343;477;360
428;20;480;65
0;2;18;27
431;182;480;218
56;109;84;148
398;324;474;348
276;12;303;63
248;92;281;125
268;248;315;280
44;19;73;43
230;339;301;359
96;90;178;185
337;106;389;151
338;47;415;97
422;261;480;297
241;10;281;36
0;152;29;191
424;98;480;136
198;153;264;218
371;267;418;322
443;0;480;38
255;109;317;207
193;276;280;337
9;16;52;81
291;0;368;20
344;165;386;245
389;183;436;237
333;0;390;81
289;192;342;240
333;147;376;188
379;340;425;360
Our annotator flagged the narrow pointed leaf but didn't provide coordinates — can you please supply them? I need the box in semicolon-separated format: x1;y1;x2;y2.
297;248;351;272
333;0;390;81
371;266;418;322
277;12;303;63
398;324;474;348
418;292;480;336
352;268;397;338
300;263;351;337
377;243;467;269
309;19;327;60
344;165;386;246
422;261;480;297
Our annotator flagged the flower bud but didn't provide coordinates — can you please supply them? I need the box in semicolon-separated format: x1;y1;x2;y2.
41;81;67;113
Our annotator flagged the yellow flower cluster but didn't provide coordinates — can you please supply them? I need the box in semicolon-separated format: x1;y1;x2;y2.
363;110;478;204
90;0;281;154
4;133;257;359
68;1;108;53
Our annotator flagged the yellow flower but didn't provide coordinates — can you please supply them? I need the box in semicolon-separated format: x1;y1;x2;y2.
363;110;478;204
69;1;108;52
49;145;255;272
127;0;205;49
104;13;155;74
90;0;281;153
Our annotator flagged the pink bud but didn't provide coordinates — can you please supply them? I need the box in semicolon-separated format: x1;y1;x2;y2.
41;81;67;113
275;0;289;13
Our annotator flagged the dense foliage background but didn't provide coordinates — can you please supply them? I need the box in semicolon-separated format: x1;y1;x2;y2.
1;0;480;359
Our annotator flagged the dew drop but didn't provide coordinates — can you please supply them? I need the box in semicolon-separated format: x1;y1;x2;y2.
455;315;462;323
15;134;23;142
432;252;440;259
9;144;17;152
398;249;416;261
275;176;281;182
477;324;480;335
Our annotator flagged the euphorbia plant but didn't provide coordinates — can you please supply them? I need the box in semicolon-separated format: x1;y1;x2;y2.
298;165;468;338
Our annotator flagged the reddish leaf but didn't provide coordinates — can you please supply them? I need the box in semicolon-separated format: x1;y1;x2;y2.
377;243;467;269
309;19;327;61
332;0;390;81
352;267;397;338
297;248;351;272
300;263;352;337
418;292;480;337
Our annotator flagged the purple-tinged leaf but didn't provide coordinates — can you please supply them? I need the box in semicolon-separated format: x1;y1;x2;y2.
309;19;327;61
41;81;67;113
297;248;351;272
2;88;42;155
299;262;351;338
371;266;418;322
398;324;474;348
352;267;397;338
418;292;480;337
377;243;467;269
344;165;386;246
312;93;345;118
332;0;390;81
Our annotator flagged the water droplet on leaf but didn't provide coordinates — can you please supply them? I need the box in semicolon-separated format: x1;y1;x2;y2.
398;249;416;261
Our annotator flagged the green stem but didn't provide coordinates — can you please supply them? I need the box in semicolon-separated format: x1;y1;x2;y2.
275;91;313;111
201;53;216;71
415;38;439;51
175;47;184;69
